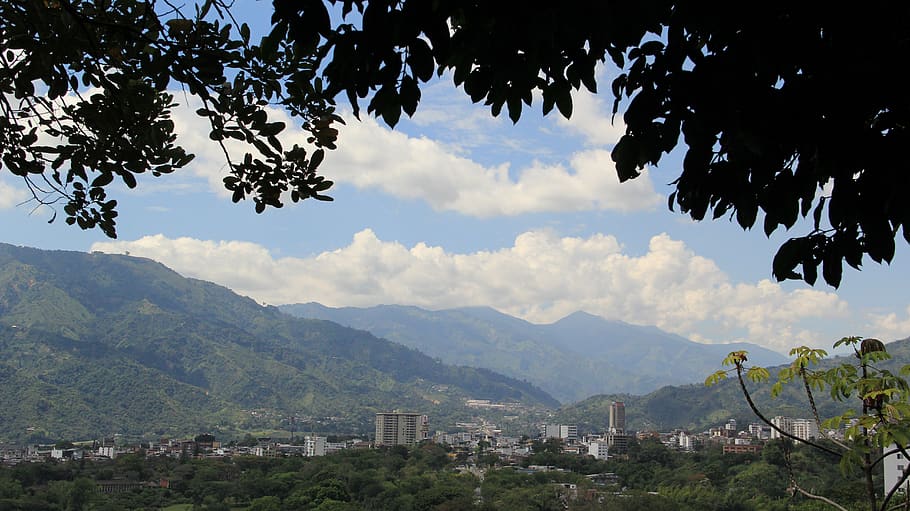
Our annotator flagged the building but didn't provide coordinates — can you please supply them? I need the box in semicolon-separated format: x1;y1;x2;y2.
609;401;625;434
540;424;578;442
791;419;818;442
375;413;429;446
588;441;609;460
770;416;793;440
607;432;630;454
303;436;326;457
884;444;910;495
678;431;695;451
748;423;769;440
771;416;818;443
723;444;763;455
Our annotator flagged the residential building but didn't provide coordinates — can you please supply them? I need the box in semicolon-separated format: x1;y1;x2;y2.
303;436;326;457
791;419;819;442
375;412;429;446
588;441;609;460
678;431;695;451
539;424;578;442
884;444;910;495
770;416;793;440
771;416;818;443
723;444;763;455
607;432;630;454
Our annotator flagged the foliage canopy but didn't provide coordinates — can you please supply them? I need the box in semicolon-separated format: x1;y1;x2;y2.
272;0;910;287
4;0;909;287
709;337;910;511
1;0;339;237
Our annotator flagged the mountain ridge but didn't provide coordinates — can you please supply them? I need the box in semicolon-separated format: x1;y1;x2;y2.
279;302;788;402
0;243;557;442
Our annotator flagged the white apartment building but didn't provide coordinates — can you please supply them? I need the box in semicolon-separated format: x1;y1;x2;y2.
884;444;910;495
539;424;578;442
791;419;819;442
375;412;429;446
770;416;818;443
678;432;695;451
588;441;609;460
303;436;326;457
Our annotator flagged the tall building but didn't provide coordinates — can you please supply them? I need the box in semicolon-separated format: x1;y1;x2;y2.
770;416;818;443
883;444;910;495
374;413;429;446
609;401;625;434
588;441;609;460
770;416;793;439
539;424;578;442
303;436;326;457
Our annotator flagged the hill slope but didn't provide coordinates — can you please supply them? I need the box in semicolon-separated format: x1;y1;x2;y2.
279;303;787;402
554;336;910;433
0;244;557;442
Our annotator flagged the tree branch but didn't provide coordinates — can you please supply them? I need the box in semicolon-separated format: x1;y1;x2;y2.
734;363;841;457
788;481;850;511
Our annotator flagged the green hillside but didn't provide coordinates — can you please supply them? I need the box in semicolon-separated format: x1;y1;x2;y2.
556;337;910;433
0;244;557;442
280;303;787;402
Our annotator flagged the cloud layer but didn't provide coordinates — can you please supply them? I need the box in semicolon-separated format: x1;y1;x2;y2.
0;179;27;210
168;97;661;216
92;230;851;352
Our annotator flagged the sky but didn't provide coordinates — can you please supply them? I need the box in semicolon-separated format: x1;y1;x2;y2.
2;5;909;355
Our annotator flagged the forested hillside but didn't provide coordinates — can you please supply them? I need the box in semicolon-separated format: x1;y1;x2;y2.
280;303;787;402
556;336;910;432
0;244;557;442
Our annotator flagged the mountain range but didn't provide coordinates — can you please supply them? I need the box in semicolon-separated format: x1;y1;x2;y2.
553;335;910;433
0;243;556;442
5;242;897;443
279;303;788;402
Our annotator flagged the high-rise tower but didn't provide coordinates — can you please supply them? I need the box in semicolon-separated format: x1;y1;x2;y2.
609;401;625;434
374;412;429;446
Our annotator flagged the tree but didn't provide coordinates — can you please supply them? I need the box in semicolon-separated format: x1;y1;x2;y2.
268;0;910;287
1;0;340;237
7;1;909;286
707;337;910;511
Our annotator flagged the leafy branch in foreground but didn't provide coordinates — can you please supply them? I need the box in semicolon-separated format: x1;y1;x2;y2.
707;337;910;511
1;0;341;237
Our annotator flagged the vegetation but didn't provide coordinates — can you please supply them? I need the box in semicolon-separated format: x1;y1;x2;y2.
0;243;556;442
272;0;910;287
0;440;875;511
1;0;339;237
280;303;786;401
709;337;910;511
557;336;910;433
4;2;908;286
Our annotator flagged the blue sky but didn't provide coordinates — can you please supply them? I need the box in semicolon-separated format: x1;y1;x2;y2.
2;4;909;354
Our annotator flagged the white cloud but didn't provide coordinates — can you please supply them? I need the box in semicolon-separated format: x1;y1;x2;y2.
0;179;28;210
556;88;627;147
327;117;661;215
166;92;661;216
92;230;849;352
866;306;910;342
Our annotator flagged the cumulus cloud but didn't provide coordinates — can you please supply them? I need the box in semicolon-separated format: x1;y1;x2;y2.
866;306;910;341
92;230;849;352
327;117;661;215
166;94;661;216
555;87;627;147
0;179;28;210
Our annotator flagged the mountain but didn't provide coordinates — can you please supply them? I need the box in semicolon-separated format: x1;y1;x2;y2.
0;243;558;443
278;303;788;402
554;336;910;433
